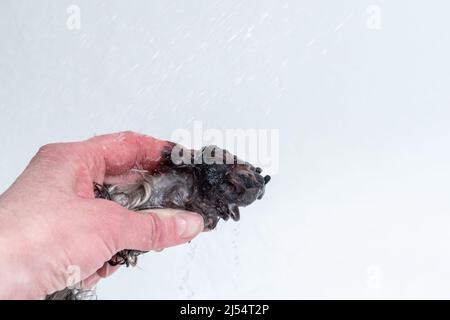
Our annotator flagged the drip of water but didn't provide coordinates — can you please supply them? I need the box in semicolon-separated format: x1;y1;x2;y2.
178;242;197;298
232;224;240;292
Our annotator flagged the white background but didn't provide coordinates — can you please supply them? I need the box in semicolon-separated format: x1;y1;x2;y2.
1;1;450;299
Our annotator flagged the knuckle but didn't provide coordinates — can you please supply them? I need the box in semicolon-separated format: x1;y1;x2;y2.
33;142;81;168
87;131;141;146
117;131;144;144
32;143;67;166
37;142;81;157
37;142;63;154
121;130;137;136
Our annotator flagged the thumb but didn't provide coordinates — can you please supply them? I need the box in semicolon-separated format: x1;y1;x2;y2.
114;208;204;252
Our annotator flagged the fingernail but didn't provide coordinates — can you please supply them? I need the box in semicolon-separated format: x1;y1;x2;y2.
175;213;203;239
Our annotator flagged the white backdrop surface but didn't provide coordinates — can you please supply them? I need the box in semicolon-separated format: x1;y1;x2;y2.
1;1;450;299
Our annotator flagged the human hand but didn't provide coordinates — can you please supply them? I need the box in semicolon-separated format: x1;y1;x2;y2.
0;131;204;299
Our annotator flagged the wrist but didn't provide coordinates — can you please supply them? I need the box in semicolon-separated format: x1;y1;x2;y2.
0;204;35;299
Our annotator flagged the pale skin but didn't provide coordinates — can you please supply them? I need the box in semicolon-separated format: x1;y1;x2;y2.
0;131;204;299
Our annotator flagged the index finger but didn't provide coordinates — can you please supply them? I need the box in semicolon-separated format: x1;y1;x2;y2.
84;131;173;177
